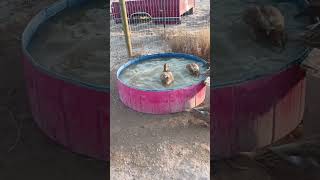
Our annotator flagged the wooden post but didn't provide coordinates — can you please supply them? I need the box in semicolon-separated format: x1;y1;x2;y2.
160;10;166;35
119;0;133;57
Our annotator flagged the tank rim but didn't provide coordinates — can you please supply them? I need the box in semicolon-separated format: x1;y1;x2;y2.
212;47;312;89
21;0;109;93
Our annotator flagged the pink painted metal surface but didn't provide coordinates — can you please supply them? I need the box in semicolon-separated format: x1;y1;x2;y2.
179;0;195;16
212;65;306;159
111;0;195;24
118;80;206;114
22;55;109;161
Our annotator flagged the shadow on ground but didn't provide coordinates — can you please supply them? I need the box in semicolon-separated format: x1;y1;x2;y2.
0;0;106;179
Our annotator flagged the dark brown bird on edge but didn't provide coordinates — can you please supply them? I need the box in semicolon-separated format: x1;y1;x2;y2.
299;22;320;48
186;105;210;127
235;135;320;179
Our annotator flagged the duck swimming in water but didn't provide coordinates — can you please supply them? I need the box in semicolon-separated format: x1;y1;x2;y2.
160;63;174;87
243;5;287;49
186;63;200;76
186;62;210;86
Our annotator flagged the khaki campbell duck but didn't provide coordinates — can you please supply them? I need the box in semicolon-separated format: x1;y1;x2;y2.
243;5;287;49
186;63;200;76
160;63;174;86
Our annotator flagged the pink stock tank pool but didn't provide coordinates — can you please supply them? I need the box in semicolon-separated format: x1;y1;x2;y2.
211;0;312;159
21;0;109;161
117;53;209;114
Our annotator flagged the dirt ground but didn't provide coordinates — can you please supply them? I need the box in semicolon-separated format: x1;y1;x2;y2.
0;0;106;179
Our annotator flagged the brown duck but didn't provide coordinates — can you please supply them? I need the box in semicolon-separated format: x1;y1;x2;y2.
160;63;174;86
186;63;200;76
243;5;287;49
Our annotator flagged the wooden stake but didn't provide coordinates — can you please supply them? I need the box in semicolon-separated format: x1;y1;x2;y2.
119;0;132;57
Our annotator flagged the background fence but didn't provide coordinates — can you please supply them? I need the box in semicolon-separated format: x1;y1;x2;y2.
110;0;210;58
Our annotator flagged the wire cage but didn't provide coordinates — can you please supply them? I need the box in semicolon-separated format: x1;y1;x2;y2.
110;0;210;56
